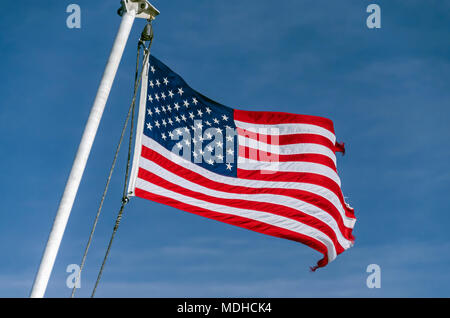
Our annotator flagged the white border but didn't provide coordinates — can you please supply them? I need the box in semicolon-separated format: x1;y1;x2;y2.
127;53;149;196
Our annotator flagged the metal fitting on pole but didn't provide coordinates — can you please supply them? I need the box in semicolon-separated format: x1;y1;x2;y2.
118;0;160;20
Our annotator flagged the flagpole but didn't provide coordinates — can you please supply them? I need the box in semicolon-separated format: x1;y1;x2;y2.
30;0;159;298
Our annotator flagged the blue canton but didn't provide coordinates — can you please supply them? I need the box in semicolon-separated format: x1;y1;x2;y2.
143;55;237;177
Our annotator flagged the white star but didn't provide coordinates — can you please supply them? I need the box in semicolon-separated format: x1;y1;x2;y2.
161;105;166;113
196;122;203;130
205;107;212;114
184;139;191;146
160;92;166;100
154;120;160;128
168;118;173;125
163;77;169;85
189;112;195;119
222;114;229;121
149;80;154;88
197;109;203;117
150;66;155;73
161;132;167;140
178;87;184;96
176;142;182;149
205;132;212;139
175;116;181;123
206;145;213;152
148;95;153;102
175;128;182;135
174;103;180;111
154;107;161;115
168;131;174;139
206;158;214;165
183;127;189;133
226;148;234;155
146;122;152;130
168;90;174;98
162;119;167;127
167;105;172;112
181;114;187;121
192;97;198;105
226;135;233;142
193;151;199;158
213;118;219;124
198;135;204;142
147;108;153;116
216;141;223;148
183;100;190;108
154;93;160;101
226;163;232;170
155;79;161;87
216;154;224;161
215;128;222;134
205;120;211;126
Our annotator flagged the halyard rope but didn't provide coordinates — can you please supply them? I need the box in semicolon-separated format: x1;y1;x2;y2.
71;23;153;298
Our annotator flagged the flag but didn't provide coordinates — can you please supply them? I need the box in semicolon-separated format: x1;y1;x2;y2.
128;55;356;270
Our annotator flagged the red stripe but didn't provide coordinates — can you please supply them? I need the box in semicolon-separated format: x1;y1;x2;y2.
134;187;330;270
237;168;355;219
238;145;337;172
234;109;335;134
140;145;354;241
138;167;346;253
236;127;336;150
334;141;345;154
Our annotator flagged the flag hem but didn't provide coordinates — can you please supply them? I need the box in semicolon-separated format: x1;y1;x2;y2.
127;54;149;197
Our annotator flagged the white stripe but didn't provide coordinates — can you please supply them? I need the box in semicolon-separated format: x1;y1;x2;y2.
238;135;337;164
139;156;353;248
238;159;341;187
139;135;356;228
234;120;336;144
135;177;337;262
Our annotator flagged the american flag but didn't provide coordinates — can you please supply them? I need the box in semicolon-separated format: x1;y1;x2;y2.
128;55;356;270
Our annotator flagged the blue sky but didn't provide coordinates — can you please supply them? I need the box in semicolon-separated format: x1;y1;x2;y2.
1;0;449;297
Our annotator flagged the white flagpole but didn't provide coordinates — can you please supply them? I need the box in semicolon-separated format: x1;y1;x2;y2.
30;1;159;298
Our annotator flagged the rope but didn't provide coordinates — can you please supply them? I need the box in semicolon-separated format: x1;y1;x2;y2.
90;38;152;298
70;23;153;297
